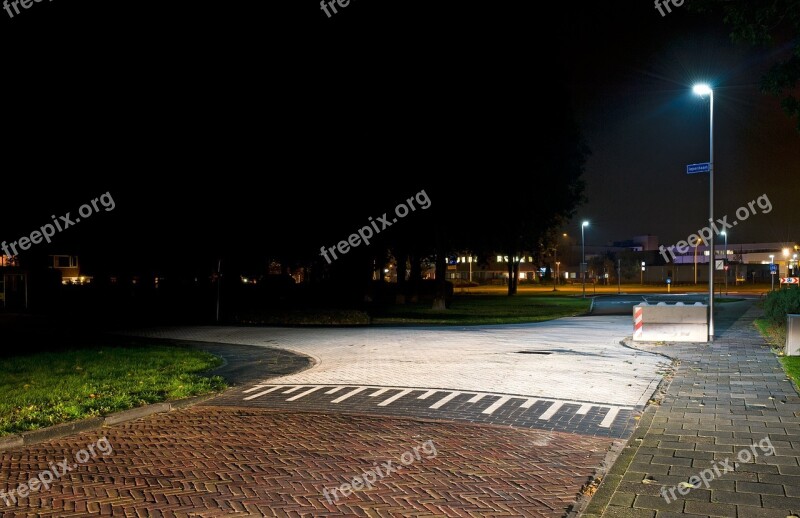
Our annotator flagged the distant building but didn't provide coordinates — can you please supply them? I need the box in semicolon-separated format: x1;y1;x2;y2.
612;235;659;252
49;255;91;284
0;254;27;309
445;254;543;284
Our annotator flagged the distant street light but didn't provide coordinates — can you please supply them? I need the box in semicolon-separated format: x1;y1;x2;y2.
552;246;558;292
582;221;589;299
721;231;728;295
693;83;715;341
784;248;791;278
555;261;561;290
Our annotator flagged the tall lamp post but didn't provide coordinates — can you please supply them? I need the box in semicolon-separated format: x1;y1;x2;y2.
552;247;558;292
555;261;561;289
693;83;714;341
721;231;728;295
784;248;791;280
770;254;775;291
581;221;589;299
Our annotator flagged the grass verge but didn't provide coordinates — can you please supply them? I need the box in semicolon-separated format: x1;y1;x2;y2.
371;294;591;325
755;317;785;349
0;345;226;436
780;357;800;387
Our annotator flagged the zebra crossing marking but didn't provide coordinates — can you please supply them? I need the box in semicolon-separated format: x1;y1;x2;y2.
241;384;634;428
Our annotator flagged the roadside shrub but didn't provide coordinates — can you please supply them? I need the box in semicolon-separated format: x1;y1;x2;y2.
763;289;800;325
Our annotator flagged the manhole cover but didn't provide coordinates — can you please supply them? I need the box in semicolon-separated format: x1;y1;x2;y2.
516;351;553;355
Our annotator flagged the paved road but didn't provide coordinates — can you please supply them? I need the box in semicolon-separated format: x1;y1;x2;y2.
0;316;670;517
129;317;667;437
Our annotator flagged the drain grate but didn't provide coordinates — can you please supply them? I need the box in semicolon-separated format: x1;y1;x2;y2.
516;351;553;355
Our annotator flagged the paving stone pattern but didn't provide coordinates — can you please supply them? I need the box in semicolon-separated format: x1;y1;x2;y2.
585;304;800;518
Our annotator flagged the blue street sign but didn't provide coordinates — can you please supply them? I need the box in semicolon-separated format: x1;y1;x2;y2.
770;264;778;273
687;162;711;174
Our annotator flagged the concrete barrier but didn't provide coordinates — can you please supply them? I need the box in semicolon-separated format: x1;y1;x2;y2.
633;302;708;342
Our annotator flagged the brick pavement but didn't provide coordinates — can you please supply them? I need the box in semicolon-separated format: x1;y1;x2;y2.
0;408;614;517
584;301;800;518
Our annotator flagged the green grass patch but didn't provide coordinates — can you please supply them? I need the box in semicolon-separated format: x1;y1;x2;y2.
780;356;800;387
755;317;786;348
371;295;591;325
0;345;226;436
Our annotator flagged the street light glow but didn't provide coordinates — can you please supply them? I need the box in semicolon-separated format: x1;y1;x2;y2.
693;84;712;96
582;221;589;227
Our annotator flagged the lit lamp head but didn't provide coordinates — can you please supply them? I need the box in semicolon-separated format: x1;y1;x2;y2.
693;84;713;96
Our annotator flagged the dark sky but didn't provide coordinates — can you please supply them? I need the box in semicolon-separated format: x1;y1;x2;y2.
1;1;797;270
567;3;800;248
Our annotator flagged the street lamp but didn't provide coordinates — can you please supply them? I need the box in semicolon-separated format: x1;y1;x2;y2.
581;221;589;299
721;231;728;295
555;261;561;288
770;254;775;291
693;83;714;341
784;248;791;278
552;247;558;291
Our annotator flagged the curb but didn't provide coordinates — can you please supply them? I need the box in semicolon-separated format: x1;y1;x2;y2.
0;393;220;453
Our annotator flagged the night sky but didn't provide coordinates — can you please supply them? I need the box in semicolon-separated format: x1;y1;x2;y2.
1;1;797;271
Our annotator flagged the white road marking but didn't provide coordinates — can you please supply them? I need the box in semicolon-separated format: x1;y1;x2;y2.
286;386;324;401
468;393;486;404
538;401;564;421
240;384;633;429
378;389;413;407
243;385;284;401
430;392;461;409
482;395;512;415
331;387;368;403
600;407;621;428
242;385;266;394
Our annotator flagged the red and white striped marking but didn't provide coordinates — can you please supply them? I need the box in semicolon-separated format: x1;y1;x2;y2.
633;306;643;339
